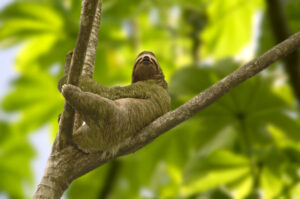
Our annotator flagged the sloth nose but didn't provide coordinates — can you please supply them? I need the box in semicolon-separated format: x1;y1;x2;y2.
143;56;150;61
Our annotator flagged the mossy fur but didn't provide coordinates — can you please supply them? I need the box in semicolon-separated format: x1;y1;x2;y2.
60;51;171;153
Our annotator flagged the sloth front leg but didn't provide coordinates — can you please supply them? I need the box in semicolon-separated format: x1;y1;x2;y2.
80;76;151;100
61;84;118;122
61;84;125;153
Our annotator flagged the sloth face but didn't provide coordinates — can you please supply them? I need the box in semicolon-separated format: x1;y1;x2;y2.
132;51;164;83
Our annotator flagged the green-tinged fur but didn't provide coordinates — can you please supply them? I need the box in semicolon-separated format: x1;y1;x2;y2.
60;51;171;153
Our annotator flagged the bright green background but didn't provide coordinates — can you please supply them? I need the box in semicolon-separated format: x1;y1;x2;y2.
0;0;300;198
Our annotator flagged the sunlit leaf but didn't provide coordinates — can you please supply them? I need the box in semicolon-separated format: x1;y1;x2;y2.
2;72;63;133
182;150;250;196
0;2;64;47
201;0;264;59
261;167;283;199
0;125;34;199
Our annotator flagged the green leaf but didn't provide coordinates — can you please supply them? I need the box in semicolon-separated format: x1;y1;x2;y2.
0;2;64;47
67;165;110;199
201;0;264;59
182;150;250;196
285;0;300;32
15;34;57;73
2;72;63;133
261;167;283;199
169;66;213;98
0;125;35;199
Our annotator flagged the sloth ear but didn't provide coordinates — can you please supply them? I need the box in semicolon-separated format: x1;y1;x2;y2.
153;58;165;79
154;59;162;73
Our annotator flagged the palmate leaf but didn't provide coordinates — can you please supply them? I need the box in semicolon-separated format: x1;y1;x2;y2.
181;150;250;196
227;75;300;143
168;58;300;197
0;1;64;47
260;166;283;199
15;35;75;73
67;165;110;199
146;120;203;198
15;34;57;73
171;59;300;144
201;0;264;59
150;124;237;199
0;0;78;73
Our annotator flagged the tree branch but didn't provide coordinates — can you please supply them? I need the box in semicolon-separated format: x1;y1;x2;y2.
82;0;102;79
266;0;300;103
57;0;100;148
52;32;300;193
34;0;102;198
117;32;300;156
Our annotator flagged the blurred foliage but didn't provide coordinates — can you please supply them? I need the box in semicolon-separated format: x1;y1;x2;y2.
0;0;300;198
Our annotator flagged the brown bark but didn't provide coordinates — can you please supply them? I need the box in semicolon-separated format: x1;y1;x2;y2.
34;0;101;198
56;0;100;149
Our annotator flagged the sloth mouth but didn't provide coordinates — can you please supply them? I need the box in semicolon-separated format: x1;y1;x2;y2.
142;60;151;64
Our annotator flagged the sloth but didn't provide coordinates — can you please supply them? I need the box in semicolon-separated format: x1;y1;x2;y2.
60;51;171;153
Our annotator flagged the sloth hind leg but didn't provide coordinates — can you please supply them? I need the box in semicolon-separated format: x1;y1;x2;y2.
72;124;108;153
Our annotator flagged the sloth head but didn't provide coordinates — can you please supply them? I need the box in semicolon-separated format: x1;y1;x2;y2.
132;51;165;83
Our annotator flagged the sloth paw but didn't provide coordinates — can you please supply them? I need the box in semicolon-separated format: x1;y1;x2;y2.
62;84;82;98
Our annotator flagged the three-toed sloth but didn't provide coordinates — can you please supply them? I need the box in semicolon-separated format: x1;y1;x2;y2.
60;51;171;153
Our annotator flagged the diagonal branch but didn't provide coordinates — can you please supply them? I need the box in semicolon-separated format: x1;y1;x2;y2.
118;32;300;155
70;32;300;180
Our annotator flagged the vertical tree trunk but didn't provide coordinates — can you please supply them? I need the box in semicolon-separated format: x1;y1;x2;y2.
34;0;102;197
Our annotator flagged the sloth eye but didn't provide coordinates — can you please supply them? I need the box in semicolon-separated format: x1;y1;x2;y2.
136;57;143;63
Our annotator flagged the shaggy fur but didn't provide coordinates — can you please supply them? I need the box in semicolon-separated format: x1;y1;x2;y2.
61;51;170;153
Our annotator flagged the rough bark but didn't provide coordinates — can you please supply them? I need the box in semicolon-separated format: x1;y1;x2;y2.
33;0;300;197
34;0;101;198
57;0;100;149
266;0;300;103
